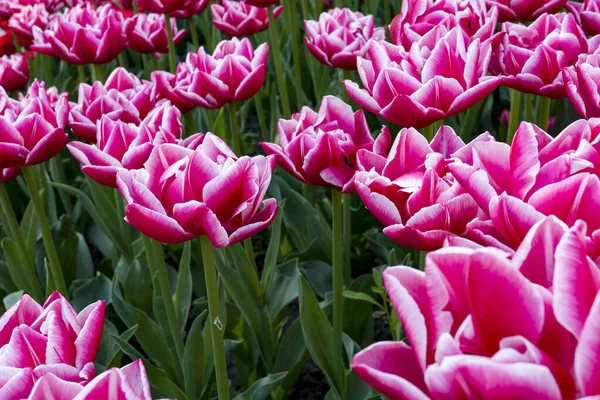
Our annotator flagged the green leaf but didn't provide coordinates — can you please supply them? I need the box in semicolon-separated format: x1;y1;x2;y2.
123;260;153;313
299;260;332;299
343;290;381;308
71;274;111;312
175;241;192;332
261;199;285;292
19;200;36;255
234;373;287;400
298;275;344;397
3;290;23;309
1;238;30;292
266;259;299;319
183;311;207;399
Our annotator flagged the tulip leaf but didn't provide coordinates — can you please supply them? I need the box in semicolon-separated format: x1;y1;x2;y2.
183;310;207;399
261;199;285;292
0;261;17;295
19;200;36;255
234;372;287;400
175;241;192;332
71;273;111;312
343;290;381;308
266;259;299;320
2;290;23;310
272;318;308;400
1;238;31;293
124;259;153;313
298;275;345;397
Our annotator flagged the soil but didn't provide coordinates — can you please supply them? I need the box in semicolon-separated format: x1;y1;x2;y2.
289;361;329;400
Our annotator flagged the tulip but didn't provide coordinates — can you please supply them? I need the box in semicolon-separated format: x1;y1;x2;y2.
353;216;599;399
152;37;268;110
70;67;155;142
261;96;380;192
304;8;385;70
171;0;210;18
345;27;501;129
117;133;278;247
211;0;283;37
491;13;588;99
564;51;600;119
31;3;127;65
0;28;16;57
0;53;29;92
134;0;186;14
485;0;567;21
68;101;184;188
567;0;600;36
390;0;497;52
124;13;186;54
13;0;65;14
8;5;50;48
244;0;281;7
354;125;491;250
0;80;68;170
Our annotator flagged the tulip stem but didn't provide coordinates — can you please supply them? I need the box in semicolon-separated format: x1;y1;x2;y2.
22;167;68;297
268;5;291;117
227;102;241;154
286;0;303;109
165;13;178;74
188;16;199;51
422;124;434;142
342;193;351;282
507;89;521;144
77;65;86;84
537;96;551;132
0;183;44;302
523;94;533;123
331;189;345;381
142;236;185;367
93;63;104;83
384;0;391;27
184;111;197;138
200;235;230;400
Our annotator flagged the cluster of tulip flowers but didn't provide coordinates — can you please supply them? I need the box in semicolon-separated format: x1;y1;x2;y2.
0;0;600;398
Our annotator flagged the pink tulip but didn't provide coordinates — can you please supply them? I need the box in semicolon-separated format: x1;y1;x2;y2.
171;0;210;18
491;13;588;99
27;360;152;399
564;51;600;119
567;0;600;36
353;216;600;399
68;101;184;188
11;0;65;14
211;0;283;37
31;3;127;65
354;125;491;250
0;80;68;171
117;133;278;246
304;8;385;70
0;53;29;92
152;37;268;110
69;67;155;142
345;27;501;129
485;0;567;21
124;13;186;54
8;4;50;48
134;0;186;14
261;96;380;193
390;0;497;52
243;0;281;8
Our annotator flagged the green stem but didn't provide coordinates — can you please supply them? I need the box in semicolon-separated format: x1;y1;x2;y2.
199;235;230;400
254;95;268;141
460;98;485;141
286;0;303;109
93;63;104;83
164;14;178;74
0;183;43;301
11;31;22;54
507;89;521;144
184;111;197;138
22;167;68;296
336;0;342;7
113;189;132;259
268;6;291;117
422;124;434;142
188;16;199;51
77;65;86;84
523;94;533;123
227;102;241;154
142;236;185;364
342;193;351;282
418;250;426;271
342;70;352;103
118;53;126;69
384;0;391;27
331;189;344;380
537;96;552;132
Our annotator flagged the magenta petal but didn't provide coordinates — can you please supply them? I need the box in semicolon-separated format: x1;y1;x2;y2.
227;198;278;246
29;373;83;400
172;201;229;248
575;292;600;397
125;204;195;244
74;301;104;369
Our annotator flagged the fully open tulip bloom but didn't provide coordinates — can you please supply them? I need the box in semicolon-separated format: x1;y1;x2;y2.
68;101;184;188
345;27;501;129
8;4;50;48
211;0;283;37
171;0;210;18
70;67;155;142
491;13;588;98
304;8;385;70
0;52;29;92
152;37;268;110
31;3;127;65
261;96;381;193
134;0;186;14
564;51;600;119
485;0;567;21
354;125;491;250
390;0;497;52
0;80;68;171
353;217;600;399
124;13;186;54
117;133;279;246
567;0;600;36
